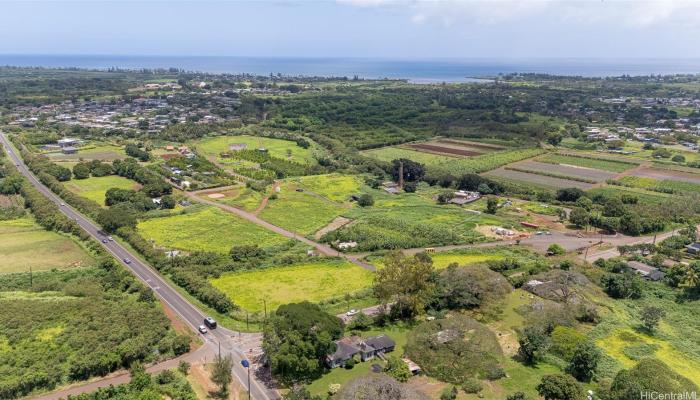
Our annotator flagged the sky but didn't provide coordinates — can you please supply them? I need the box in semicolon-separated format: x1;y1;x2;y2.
1;0;700;59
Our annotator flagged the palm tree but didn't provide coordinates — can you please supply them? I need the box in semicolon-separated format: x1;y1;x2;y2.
683;265;700;289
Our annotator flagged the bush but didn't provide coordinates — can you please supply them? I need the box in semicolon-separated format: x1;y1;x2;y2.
384;356;411;382
172;335;191;356
547;244;565;256
536;374;583;400
550;326;586;361
358;193;374;207
344;358;356;369
461;378;483;394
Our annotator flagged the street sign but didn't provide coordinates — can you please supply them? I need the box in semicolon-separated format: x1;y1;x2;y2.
241;359;250;368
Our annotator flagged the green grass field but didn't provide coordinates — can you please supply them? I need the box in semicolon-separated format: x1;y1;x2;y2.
193;135;315;164
137;206;288;253
361;146;454;165
0;218;95;273
65;175;140;205
617;176;700;195
294;174;363;202
587;186;671;205
259;183;346;235
538;153;637;173
210;260;374;312
205;185;266;212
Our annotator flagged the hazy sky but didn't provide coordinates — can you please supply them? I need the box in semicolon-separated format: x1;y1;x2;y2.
1;0;700;59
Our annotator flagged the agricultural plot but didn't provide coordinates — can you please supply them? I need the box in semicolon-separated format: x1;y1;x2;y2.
483;167;595;190
361;146;454;165
204;185;265;212
210;260;374;312
137;206;288;253
323;187;516;251
65;175;140;205
538;153;637;173
259;182;346;235
46;144;126;162
293;174;363;203
630;167;700;186
431;148;545;176
587;186;671;205
193;135;315;164
617;176;700;195
508;160;617;182
0;218;95;273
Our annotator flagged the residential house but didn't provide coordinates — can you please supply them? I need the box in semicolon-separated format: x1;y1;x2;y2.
327;334;396;368
627;261;665;281
686;242;700;255
449;190;481;205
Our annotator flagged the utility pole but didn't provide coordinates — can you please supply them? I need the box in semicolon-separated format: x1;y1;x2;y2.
29;266;33;288
246;311;249;331
263;299;267;319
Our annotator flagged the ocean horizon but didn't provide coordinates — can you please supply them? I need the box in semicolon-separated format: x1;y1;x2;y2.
1;55;700;82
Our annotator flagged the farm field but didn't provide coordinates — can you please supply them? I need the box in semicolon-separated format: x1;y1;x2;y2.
0;218;95;273
324;186;517;251
431;148;546;176
137;206;289;253
586;186;672;205
210;260;374;312
193;135;316;164
203;185;265;212
537;153;637;173
259;182;347;235
46;144;126;162
361;146;454;165
508;160;617;182
630;167;700;185
64;175;140;205
616;176;700;195
293;174;363;203
483;167;595;190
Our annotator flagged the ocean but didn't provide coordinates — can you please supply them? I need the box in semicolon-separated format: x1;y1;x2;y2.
1;55;700;82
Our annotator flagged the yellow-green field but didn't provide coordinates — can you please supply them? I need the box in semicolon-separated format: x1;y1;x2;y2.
210;261;374;312
259;182;346;235
361;146;454;165
205;185;266;212
193;135;315;164
137;206;288;253
429;252;506;269
0;218;95;273
65;175;140;205
294;174;363;202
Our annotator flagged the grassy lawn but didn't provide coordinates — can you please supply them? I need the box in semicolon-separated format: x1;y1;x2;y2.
193;135;315;164
0;218;95;273
587;185;671;205
65;175;140;205
137;206;289;253
210;260;374;313
361;146;454;165
294;174;364;202
259;182;346;235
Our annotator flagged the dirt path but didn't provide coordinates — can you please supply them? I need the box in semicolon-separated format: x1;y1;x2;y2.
186;192;376;271
254;182;280;215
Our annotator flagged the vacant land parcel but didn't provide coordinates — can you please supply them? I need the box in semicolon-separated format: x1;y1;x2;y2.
65;175;140;205
194;135;316;164
137;206;288;253
0;218;95;273
210;260;373;312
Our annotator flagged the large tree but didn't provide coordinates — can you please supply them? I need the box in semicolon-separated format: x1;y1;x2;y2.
374;251;435;318
390;158;425;183
262;302;343;385
536;374;583;400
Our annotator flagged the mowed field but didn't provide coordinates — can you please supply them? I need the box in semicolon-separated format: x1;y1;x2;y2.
361;146;454;165
362;138;504;165
629;167;700;185
0;218;95;273
204;185;265;212
210;260;374;312
293;174;363;203
509;160;617;182
65;175;140;205
193;135;316;164
137;206;288;253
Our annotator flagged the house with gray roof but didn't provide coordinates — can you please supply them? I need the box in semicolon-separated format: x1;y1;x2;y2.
327;334;395;368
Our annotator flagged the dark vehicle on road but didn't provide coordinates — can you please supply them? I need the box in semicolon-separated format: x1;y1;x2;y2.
204;317;217;329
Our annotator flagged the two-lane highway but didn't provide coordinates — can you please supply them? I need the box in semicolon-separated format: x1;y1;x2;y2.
0;132;277;400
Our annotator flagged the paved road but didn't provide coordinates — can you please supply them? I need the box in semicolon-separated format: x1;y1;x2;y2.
187;192;376;271
0;133;277;400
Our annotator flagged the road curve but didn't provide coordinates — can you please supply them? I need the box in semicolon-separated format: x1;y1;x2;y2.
0;132;276;400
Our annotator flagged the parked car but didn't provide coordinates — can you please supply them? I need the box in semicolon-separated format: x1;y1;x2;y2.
346;309;359;317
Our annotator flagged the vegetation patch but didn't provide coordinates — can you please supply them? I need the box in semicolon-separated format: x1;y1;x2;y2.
0;218;95;273
194;134;315;164
362;146;454;165
65;175;140;205
137;206;288;253
538;153;638;173
294;174;363;202
210;260;374;312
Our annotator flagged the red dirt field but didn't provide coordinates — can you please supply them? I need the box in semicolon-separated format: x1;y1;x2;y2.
408;143;482;157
